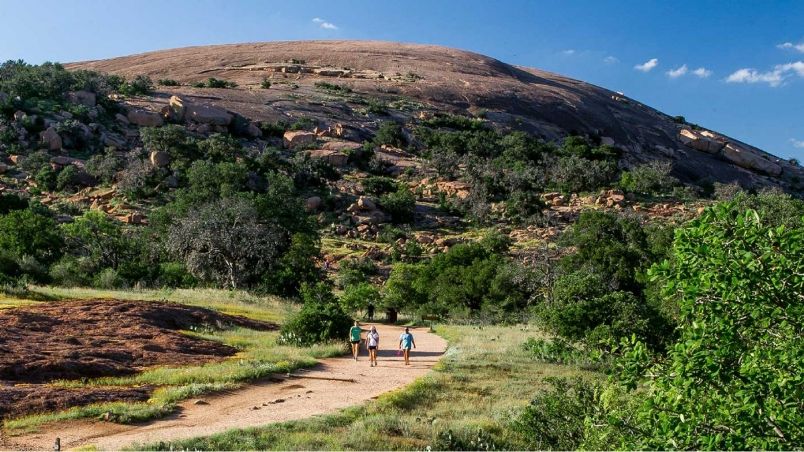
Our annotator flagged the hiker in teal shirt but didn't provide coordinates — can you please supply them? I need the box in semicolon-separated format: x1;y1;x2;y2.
398;327;416;365
349;321;362;361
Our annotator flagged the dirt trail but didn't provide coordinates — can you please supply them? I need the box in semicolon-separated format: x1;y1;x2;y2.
5;324;447;451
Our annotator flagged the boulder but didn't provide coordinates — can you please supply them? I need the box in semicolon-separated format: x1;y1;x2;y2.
246;122;262;138
0;163;7;174
600;136;615;146
149;151;171;168
168;95;186;121
67;90;96;107
305;196;322;212
678;129;724;154
40;127;62;151
306;149;348;167
186;103;232;126
13;110;26;121
50;156;85;168
321;140;362;152
115;113;130;125
127;109;164;127
357;196;376;211
721;143;782;176
283;131;316;149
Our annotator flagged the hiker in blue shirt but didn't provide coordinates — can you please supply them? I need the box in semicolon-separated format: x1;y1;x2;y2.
398;327;416;365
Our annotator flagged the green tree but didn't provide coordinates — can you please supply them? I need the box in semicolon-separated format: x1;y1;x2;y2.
610;204;804;449
0;208;63;265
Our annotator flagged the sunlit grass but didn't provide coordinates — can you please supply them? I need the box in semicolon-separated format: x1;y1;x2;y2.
139;324;601;451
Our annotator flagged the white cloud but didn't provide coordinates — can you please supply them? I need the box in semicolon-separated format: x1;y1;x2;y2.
777;42;804;53
603;55;619;64
692;67;713;78
561;49;576;55
726;61;804;87
312;17;338;30
790;138;804;149
634;58;658;72
666;64;688;78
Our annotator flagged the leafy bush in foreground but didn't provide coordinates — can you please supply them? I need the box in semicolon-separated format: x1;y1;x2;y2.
278;283;353;346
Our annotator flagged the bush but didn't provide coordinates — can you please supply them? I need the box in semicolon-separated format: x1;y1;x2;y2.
314;81;351;94
336;257;378;288
260;78;271;89
512;377;600;450
35;166;57;191
117;75;154;96
362;176;398;195
278;283;352;346
203;77;237;89
157;79;180;87
85;148;123;184
372;121;405;148
547;154;618;193
0;208;63;265
93;268;125;289
56;164;80;192
380;186;416;224
618;161;678;196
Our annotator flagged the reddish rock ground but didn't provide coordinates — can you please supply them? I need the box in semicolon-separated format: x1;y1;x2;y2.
0;299;275;418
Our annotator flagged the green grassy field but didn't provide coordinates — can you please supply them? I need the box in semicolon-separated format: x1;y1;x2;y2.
1;287;345;433
139;324;600;451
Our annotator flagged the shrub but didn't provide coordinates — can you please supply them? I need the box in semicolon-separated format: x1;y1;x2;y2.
362;176;398;195
380;186;416;224
547;154;618;193
0;208;63;265
56;164;80;192
204;77;237;89
512;377;600;450
618;161;678;196
93;268;125;289
278;283;352;346
260;78;271;89
85;148;123;184
117;75;154;96
35;166;57;191
429;428;501;451
372;121;405;148
314;81;351;93
157;79;180;87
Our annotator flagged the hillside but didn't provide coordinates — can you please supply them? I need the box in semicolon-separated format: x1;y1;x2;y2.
67;40;801;188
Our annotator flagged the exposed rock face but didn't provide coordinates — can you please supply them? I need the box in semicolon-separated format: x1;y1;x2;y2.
40;127;62;151
65;41;801;191
321;140;362;152
284;131;316;149
307;149;348;167
678;129;724;154
186;103;232;126
721;143;782;176
127;109;164;127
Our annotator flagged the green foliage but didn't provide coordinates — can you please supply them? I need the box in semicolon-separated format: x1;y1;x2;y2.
195;77;237;89
278;283;353;346
140;125;197;166
541;211;675;348
383;234;529;319
260;78;271;89
157;78;180;87
0;193;28;214
372;121;405;148
512;377;600;450
609;203;804;450
362;176;399;195
116;75;154;96
619;161;679;196
55;164;80;192
0;208;63;265
314;81;351;93
85;148;123;184
429;428;501;451
336;257;378;289
197;133;242;162
339;281;381;313
35;166;57;191
261;232;321;297
379;186;416;224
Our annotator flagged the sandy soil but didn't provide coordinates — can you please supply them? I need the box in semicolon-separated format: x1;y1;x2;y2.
5;323;447;451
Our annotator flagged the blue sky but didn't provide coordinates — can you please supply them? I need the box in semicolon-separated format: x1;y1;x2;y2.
1;0;802;159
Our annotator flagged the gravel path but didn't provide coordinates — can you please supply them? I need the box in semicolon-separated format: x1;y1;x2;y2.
5;324;447;451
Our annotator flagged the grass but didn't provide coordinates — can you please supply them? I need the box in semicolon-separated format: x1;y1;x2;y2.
137;324;602;451
2;286;346;434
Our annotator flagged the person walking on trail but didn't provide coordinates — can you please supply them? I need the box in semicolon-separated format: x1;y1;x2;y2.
349;321;362;361
399;327;416;365
366;325;380;367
